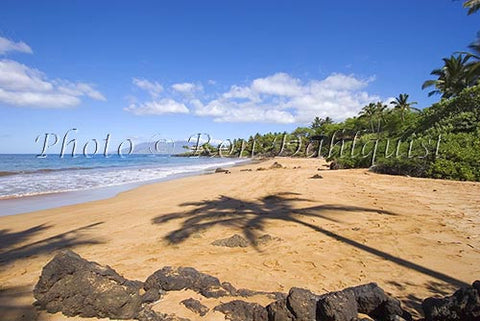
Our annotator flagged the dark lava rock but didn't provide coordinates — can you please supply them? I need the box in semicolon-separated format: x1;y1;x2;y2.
266;287;318;321
266;298;294;321
211;234;249;248
329;161;340;170
137;306;166;321
317;290;358;321
257;167;267;171
310;174;323;179
214;300;268;321
235;288;258;297
221;281;283;300
422;280;480;321
142;287;163;303
137;306;191;321
286;287;319;320
199;285;230;298
256;234;274;245
144;266;228;298
253;234;281;246
345;283;411;321
222;282;239;295
240;169;253;172
33;250;143;319
270;291;288;301
266;283;409;321
270;162;284;169
180;298;209;316
144;266;280;302
474;281;480;292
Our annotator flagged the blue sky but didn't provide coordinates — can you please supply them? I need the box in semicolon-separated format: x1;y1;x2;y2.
0;0;478;153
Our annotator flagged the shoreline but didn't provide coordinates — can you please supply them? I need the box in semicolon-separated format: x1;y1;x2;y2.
0;157;479;320
0;158;252;217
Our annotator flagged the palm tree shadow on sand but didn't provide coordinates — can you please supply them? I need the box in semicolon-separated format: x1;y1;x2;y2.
0;222;105;267
153;192;396;246
152;192;467;290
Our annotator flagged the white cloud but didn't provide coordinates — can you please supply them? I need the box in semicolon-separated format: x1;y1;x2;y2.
127;78;191;116
0;59;105;108
216;107;295;123
251;72;303;97
0;59;52;92
133;78;163;97
171;82;202;94
0;88;80;107
0;38;105;108
223;85;259;101
317;73;373;91
192;72;379;123
125;73;381;123
194;98;295;123
124;98;189;115
0;36;33;55
56;80;106;101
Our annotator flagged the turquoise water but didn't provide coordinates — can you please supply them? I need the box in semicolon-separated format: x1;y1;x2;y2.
0;154;247;199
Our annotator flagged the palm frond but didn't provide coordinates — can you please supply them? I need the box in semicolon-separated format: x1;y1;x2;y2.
464;0;480;14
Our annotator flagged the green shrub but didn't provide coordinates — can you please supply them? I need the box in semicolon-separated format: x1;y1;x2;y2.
331;86;480;181
426;132;480;181
372;157;431;177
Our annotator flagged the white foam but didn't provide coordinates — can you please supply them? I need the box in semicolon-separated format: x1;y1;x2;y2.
0;158;248;199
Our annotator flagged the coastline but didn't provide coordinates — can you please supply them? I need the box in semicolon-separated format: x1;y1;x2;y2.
0;157;479;321
0;157;252;217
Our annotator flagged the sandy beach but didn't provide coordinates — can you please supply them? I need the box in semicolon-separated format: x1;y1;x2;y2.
1;157;479;320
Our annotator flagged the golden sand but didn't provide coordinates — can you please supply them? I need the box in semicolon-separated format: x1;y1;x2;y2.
1;157;479;320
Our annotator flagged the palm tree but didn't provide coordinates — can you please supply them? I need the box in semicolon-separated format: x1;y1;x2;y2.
455;33;480;82
468;37;480;59
373;102;389;132
310;116;334;129
422;54;477;99
464;0;480;15
359;103;377;132
390;94;419;121
310;117;322;129
465;34;480;79
359;102;388;132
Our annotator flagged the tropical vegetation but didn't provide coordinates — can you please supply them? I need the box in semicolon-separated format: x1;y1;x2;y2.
184;1;480;182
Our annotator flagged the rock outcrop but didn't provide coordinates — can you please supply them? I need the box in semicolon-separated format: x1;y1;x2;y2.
33;250;479;321
214;300;268;321
266;283;411;321
422;280;480;321
346;283;410;321
316;289;357;321
329;161;341;170
212;234;280;248
211;234;250;248
144;266;229;298
33;250;143;319
180;298;209;317
270;162;284;169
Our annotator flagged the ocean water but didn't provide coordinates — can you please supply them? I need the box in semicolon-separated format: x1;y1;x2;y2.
0;154;248;199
